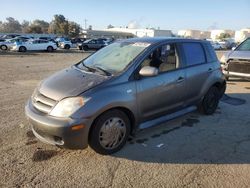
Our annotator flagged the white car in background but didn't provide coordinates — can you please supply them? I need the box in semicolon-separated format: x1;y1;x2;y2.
0;37;29;51
211;41;222;50
55;37;72;49
11;39;57;52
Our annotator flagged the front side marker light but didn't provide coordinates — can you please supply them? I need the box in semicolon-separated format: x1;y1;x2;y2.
71;124;85;131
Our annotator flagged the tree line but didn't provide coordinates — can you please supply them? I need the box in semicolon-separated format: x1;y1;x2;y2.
0;15;82;37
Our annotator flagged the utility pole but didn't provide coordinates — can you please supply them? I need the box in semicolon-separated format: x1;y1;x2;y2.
84;19;87;30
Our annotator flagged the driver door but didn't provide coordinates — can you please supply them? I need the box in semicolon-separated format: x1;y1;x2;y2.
136;43;187;122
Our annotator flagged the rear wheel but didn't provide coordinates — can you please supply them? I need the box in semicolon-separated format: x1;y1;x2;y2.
89;110;131;155
83;45;88;51
198;86;220;115
0;45;8;51
64;44;70;49
47;46;53;52
19;46;27;52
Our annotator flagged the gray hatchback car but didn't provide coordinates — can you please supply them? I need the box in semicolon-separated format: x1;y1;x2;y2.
25;38;226;154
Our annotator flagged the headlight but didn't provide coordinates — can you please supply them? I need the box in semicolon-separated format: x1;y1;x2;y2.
50;97;90;118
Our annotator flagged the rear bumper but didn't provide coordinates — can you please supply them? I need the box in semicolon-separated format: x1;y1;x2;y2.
25;99;91;149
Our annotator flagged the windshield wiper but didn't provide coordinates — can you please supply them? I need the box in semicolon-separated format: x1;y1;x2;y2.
82;62;96;72
94;66;112;76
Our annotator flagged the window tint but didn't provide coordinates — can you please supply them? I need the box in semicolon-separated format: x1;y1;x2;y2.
141;44;178;73
204;42;218;63
182;43;205;66
237;39;250;51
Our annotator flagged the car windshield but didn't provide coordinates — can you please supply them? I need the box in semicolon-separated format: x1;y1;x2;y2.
79;41;150;74
236;39;250;51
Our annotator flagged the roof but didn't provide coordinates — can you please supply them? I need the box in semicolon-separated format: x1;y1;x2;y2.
119;37;206;45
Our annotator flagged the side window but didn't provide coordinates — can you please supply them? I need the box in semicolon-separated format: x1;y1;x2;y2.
141;44;179;73
237;39;250;51
89;40;96;44
182;43;206;66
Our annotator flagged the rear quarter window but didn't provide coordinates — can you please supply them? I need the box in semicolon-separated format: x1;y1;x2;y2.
182;42;206;66
203;42;218;63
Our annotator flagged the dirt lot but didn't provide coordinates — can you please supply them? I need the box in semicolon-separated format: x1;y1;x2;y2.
0;50;250;187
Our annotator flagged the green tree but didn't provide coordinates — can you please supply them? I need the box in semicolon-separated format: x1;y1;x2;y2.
68;21;81;37
48;14;69;35
32;19;49;33
27;25;43;33
0;17;22;33
217;33;231;40
21;20;30;33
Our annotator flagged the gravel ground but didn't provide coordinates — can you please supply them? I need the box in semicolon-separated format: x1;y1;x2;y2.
0;50;250;188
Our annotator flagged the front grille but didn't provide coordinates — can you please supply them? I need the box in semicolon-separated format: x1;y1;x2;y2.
32;90;57;114
228;59;250;74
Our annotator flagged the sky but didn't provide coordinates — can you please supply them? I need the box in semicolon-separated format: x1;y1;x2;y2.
0;0;250;32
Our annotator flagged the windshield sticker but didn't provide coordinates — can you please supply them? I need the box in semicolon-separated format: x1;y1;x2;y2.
132;42;151;47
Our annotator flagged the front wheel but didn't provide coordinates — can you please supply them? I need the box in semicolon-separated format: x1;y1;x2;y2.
0;45;8;51
198;86;220;115
47;46;53;52
89;110;131;155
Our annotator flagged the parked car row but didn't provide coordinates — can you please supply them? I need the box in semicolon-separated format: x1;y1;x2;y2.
0;35;114;52
207;38;237;50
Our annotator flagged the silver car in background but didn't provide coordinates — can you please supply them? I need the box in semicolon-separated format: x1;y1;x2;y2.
25;38;226;154
221;38;250;80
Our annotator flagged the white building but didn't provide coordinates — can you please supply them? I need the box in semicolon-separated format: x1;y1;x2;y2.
210;30;235;41
200;31;211;39
178;30;202;39
235;28;250;43
105;28;173;38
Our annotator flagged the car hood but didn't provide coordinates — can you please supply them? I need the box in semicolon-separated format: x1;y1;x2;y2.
227;50;250;60
39;66;109;101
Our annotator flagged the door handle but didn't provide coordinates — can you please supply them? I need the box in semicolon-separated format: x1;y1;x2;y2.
176;76;184;83
208;68;213;72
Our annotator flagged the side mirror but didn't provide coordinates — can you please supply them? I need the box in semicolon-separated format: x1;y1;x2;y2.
232;47;236;51
139;66;159;77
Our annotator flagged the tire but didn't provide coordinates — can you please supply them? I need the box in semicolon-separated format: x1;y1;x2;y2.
83;45;88;51
64;44;70;49
78;46;83;50
0;45;8;51
47;46;53;52
198;86;220;115
89;110;131;155
225;76;230;81
19;46;27;52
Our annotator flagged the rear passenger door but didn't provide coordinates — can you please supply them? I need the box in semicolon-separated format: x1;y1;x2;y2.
38;40;48;50
181;42;213;104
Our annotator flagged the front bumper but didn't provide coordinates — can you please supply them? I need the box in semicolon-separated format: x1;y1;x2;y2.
223;70;250;78
25;99;91;149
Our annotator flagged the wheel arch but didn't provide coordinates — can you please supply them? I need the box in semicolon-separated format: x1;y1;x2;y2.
88;106;136;141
